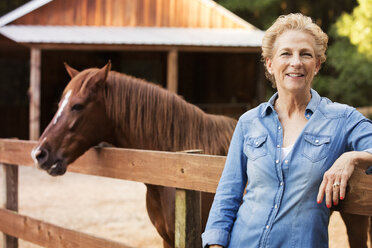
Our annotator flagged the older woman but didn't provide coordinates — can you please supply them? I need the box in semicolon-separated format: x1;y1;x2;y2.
202;13;372;248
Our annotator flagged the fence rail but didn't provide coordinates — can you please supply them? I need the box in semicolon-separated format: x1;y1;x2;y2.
0;138;371;248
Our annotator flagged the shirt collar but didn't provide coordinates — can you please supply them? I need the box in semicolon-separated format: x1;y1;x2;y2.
260;88;321;118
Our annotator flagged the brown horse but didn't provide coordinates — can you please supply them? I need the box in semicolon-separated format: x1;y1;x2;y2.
31;62;370;248
31;61;236;247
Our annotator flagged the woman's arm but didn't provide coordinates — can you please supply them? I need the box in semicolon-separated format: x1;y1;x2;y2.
201;120;248;247
317;151;372;207
317;108;372;207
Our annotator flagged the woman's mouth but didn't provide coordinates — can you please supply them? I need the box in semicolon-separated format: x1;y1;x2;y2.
286;73;304;77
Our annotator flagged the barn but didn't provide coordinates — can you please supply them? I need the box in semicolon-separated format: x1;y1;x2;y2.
0;0;266;140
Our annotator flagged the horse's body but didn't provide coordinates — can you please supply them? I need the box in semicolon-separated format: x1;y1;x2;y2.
31;62;370;248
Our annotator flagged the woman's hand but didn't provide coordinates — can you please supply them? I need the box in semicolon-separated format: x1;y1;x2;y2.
317;152;356;207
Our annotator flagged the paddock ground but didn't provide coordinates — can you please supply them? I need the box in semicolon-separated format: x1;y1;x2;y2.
0;166;370;248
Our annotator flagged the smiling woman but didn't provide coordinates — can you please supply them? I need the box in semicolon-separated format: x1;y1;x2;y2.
202;13;372;248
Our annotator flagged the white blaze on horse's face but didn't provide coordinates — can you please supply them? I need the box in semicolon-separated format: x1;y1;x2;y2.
53;90;72;125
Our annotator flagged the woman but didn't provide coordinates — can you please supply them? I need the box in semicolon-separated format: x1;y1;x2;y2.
202;13;372;248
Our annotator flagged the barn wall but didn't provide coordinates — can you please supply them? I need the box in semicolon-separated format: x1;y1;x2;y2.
12;0;246;28
178;52;264;119
0;46;264;139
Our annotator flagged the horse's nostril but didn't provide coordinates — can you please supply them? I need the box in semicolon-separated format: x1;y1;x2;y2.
36;148;49;163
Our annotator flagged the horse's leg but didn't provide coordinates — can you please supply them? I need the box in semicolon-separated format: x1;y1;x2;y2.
145;184;175;248
201;192;214;231
340;212;369;248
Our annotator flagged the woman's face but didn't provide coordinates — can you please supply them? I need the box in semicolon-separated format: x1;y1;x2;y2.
266;30;320;94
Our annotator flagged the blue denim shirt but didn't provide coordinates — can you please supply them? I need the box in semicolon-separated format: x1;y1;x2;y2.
202;89;372;248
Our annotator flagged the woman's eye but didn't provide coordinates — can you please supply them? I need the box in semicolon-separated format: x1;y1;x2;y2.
302;53;313;57
281;52;290;56
71;104;84;111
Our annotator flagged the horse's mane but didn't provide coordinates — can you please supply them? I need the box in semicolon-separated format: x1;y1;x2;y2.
103;71;237;155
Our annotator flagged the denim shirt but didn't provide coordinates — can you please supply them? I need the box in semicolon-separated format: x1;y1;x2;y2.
202;89;372;248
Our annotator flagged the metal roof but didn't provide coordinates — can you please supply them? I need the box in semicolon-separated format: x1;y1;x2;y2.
0;0;53;27
0;25;264;47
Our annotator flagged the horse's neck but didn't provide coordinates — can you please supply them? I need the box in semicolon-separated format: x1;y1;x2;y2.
107;77;236;155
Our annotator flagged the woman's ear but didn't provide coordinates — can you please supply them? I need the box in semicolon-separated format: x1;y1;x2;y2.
315;59;321;73
266;58;273;75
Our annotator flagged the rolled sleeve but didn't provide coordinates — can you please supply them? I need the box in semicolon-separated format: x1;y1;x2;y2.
201;229;230;248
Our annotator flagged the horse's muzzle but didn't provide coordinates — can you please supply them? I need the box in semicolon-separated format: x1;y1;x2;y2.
31;146;67;176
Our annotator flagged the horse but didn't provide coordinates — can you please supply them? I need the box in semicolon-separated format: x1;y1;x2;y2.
31;62;371;248
31;61;236;247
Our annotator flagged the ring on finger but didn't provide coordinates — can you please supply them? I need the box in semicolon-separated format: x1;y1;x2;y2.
333;182;340;188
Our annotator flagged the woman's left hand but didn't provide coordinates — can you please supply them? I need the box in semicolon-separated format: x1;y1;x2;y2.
316;152;356;208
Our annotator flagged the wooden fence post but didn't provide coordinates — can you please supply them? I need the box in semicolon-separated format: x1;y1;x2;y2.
1;164;19;248
175;189;202;248
175;150;202;248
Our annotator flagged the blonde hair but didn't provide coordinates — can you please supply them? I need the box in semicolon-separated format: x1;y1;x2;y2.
262;13;328;86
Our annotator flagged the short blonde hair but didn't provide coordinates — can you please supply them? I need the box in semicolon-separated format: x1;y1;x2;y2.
262;13;328;86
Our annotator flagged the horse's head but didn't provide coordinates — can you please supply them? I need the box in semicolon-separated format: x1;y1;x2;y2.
31;62;113;176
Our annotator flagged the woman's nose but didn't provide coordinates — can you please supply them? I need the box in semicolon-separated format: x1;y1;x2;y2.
290;55;302;67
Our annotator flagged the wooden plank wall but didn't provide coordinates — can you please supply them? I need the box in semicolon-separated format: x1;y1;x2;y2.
12;0;246;28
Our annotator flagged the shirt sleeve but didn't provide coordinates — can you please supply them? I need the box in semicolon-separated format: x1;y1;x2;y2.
201;119;248;247
345;108;372;174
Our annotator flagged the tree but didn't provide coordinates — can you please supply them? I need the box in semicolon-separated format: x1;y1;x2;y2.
215;0;357;32
314;0;372;107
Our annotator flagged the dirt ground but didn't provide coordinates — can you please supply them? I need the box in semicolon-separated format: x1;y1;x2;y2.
0;166;370;248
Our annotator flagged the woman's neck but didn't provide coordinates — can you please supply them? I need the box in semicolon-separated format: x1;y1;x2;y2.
274;89;311;118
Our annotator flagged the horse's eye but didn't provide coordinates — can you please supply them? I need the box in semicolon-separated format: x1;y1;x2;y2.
71;104;84;111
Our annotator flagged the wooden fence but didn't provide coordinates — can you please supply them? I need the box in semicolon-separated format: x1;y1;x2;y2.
0;138;371;247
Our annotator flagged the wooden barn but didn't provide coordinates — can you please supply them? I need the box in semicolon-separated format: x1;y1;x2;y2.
0;0;266;140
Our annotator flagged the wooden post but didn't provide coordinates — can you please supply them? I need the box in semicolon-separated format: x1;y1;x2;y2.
175;150;202;248
175;189;202;248
1;164;19;248
29;48;41;140
167;49;178;93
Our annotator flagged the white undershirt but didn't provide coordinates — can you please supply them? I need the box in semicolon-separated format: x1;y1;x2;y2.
281;144;294;162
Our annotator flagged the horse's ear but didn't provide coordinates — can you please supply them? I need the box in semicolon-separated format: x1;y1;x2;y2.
64;63;80;78
95;60;111;85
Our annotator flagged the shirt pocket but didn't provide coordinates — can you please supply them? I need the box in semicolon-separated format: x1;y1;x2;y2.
302;133;331;162
244;134;268;160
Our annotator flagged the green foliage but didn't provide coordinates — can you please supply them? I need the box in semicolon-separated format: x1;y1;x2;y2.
336;0;372;59
0;0;30;17
314;0;372;106
215;0;357;31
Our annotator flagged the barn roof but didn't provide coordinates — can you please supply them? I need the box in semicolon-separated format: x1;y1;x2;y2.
0;25;264;48
0;0;264;49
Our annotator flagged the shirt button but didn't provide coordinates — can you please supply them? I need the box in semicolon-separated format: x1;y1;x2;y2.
306;114;310;118
275;204;278;208
276;160;279;164
278;126;281;130
255;141;259;145
266;225;270;229
277;144;280;148
284;160;289;164
280;182;284;186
